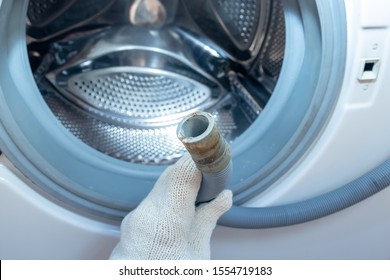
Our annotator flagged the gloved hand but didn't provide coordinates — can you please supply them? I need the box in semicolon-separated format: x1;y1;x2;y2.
109;154;232;260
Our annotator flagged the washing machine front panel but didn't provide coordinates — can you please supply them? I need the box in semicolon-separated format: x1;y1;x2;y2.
0;155;118;259
1;0;390;259
246;0;390;207
0;0;347;223
217;0;390;258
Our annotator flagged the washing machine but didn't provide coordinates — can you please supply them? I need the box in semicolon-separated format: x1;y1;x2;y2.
1;0;390;259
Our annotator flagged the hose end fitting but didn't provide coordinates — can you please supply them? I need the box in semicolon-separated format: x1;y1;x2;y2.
177;111;232;203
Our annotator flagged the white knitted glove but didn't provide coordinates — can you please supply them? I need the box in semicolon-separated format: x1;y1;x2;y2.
109;154;232;260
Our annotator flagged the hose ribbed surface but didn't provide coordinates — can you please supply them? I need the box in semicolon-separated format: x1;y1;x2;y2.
219;158;390;228
197;161;233;203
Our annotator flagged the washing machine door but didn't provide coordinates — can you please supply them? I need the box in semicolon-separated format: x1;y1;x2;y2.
0;0;347;224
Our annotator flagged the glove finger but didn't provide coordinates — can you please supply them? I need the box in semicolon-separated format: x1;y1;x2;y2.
147;153;200;198
111;154;202;260
188;190;233;259
142;153;201;218
165;153;202;208
194;189;233;224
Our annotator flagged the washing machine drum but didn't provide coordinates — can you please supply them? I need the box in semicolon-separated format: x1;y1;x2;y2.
0;0;347;224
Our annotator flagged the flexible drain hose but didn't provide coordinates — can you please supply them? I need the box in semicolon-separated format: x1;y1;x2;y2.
219;157;390;228
177;112;390;228
177;112;232;204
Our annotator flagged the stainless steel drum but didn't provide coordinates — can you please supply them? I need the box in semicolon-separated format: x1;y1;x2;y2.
27;0;285;165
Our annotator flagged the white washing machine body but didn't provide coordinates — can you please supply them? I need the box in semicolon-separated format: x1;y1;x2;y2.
1;0;390;259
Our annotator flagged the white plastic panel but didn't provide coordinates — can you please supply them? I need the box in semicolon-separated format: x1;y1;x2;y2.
359;0;389;28
245;0;390;207
213;187;390;259
0;155;118;259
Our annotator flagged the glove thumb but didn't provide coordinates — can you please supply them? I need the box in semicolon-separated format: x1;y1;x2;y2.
188;189;233;259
